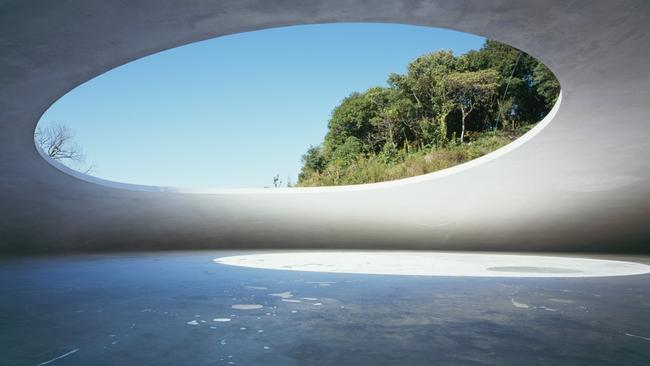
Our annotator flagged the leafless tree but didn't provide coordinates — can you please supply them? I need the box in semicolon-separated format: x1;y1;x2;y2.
34;124;96;174
272;174;283;188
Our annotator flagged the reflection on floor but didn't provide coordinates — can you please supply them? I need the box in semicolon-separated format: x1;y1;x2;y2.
1;251;649;365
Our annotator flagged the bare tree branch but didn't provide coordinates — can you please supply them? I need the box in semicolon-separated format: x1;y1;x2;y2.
34;123;96;173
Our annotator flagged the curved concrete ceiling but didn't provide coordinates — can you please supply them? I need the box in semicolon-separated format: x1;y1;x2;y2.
1;1;649;255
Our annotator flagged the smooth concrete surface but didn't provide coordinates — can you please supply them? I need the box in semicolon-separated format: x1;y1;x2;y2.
1;1;650;254
2;251;650;365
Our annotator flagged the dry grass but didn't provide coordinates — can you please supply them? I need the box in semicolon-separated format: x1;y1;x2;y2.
297;127;531;187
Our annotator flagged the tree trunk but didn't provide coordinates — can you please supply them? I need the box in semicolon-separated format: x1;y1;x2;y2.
460;107;466;143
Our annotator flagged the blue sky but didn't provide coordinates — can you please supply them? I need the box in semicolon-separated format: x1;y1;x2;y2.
39;23;485;188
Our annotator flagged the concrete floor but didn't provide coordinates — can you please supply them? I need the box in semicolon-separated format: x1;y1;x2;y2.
2;1;650;254
2;251;650;365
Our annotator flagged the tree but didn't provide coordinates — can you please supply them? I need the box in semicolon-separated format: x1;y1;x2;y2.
461;40;554;127
330;136;363;167
324;89;382;154
533;63;561;110
370;106;397;150
272;174;282;188
301;145;326;172
444;70;499;142
388;50;458;122
34;124;95;173
298;145;326;182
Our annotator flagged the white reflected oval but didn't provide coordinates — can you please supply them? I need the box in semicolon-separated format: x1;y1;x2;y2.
214;251;650;278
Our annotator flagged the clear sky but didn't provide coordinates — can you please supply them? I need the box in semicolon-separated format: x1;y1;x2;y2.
39;23;485;188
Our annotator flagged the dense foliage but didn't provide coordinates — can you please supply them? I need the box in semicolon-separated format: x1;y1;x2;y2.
297;40;560;186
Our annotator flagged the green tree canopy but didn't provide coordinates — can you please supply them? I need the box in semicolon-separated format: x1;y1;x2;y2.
297;39;560;187
444;69;500;142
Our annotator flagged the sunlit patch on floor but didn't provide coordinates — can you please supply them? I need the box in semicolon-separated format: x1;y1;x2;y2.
213;252;650;278
487;266;582;274
231;304;263;310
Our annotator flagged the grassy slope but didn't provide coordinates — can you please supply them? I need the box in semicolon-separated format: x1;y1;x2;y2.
297;125;534;187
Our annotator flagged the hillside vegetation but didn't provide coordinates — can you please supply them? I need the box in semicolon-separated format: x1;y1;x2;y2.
296;40;559;187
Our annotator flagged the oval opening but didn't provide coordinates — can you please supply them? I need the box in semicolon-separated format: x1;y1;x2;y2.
35;23;559;189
